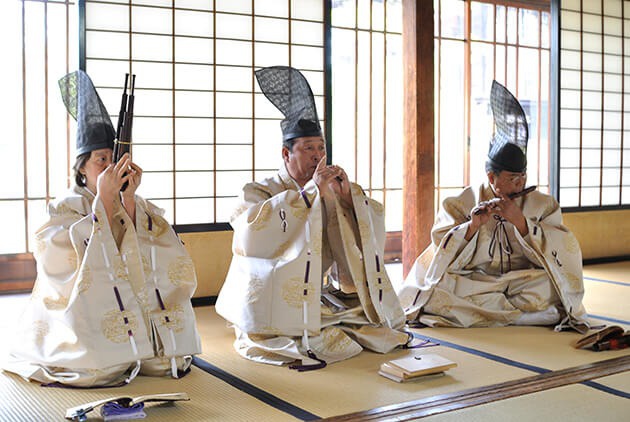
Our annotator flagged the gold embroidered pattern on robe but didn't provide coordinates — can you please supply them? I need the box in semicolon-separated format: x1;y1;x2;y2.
167;256;196;287
102;310;140;343
248;202;273;231
320;327;354;353
43;295;70;311
281;276;318;308
77;266;92;294
564;234;580;254
115;262;130;282
143;214;170;238
290;206;308;221
152;304;185;332
562;270;583;292
33;320;49;347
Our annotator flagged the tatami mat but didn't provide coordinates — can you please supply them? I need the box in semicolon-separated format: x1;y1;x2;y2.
420;383;628;422
584;261;630;284
0;364;296;421
583;277;630;324
196;306;538;419
195;305;629;420
0;261;627;421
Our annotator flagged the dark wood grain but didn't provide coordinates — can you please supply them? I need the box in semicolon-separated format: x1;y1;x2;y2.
322;355;630;421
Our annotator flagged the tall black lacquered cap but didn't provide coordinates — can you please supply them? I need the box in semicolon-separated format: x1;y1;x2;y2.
59;70;115;157
255;66;322;141
488;80;528;173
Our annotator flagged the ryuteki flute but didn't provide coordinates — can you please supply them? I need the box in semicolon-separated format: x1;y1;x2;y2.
473;185;537;215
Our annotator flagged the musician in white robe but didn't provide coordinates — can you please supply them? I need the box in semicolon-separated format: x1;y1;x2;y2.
215;66;408;369
398;81;588;332
3;70;201;387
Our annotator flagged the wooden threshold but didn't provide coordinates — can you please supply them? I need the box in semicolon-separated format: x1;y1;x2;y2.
322;355;630;421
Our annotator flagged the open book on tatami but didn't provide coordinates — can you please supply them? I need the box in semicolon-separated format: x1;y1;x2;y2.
379;353;457;382
65;392;189;420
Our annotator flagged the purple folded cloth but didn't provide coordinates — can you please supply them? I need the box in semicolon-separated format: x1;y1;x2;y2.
101;401;146;421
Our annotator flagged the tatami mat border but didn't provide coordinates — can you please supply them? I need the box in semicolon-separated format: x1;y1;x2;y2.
191;356;321;421
588;314;630;326
411;332;630;398
581;379;630;398
584;276;630;286
321;355;630;421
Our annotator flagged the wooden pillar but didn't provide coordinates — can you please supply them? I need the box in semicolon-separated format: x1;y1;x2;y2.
402;0;434;277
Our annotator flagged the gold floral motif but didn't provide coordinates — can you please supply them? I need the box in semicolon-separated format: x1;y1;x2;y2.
77;266;92;294
33;320;49;347
151;303;185;333
141;254;152;277
167;256;196;287
248;203;273;231
102;309;139;343
562;270;583;292
319;327;353;354
244;275;266;306
43;295;69;310
563;234;580;255
143;213;170;238
135;288;149;311
291;206;309;221
281;276;318;308
115;261;130;283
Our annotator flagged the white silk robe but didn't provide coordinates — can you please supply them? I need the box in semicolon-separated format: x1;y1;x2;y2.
3;186;202;387
398;184;588;331
215;165;407;366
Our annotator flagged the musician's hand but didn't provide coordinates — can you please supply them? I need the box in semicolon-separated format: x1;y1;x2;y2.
466;202;494;240
313;156;353;208
313;155;335;199
96;156;130;203
122;161;142;197
492;189;528;236
95;156;131;226
118;154;141;224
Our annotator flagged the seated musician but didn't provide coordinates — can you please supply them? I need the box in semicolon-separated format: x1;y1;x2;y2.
215;66;409;369
3;70;201;387
398;81;589;332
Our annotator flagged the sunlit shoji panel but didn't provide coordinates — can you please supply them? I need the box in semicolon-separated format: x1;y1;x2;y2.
331;0;403;232
84;0;325;225
435;0;551;210
0;0;77;255
559;0;630;208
